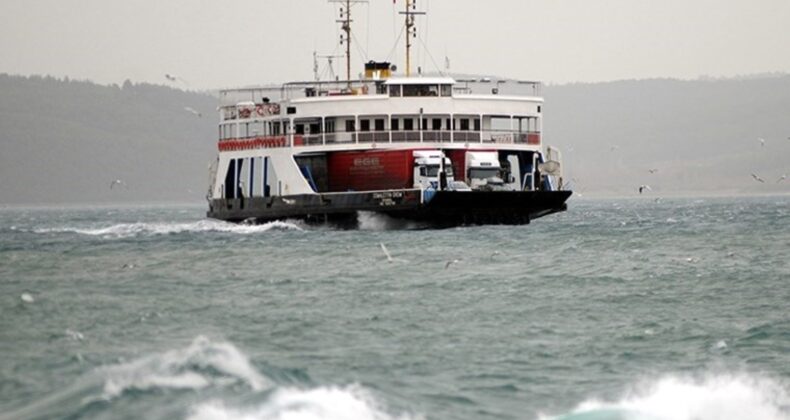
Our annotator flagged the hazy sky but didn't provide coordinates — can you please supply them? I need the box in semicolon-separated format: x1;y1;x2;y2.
2;0;789;89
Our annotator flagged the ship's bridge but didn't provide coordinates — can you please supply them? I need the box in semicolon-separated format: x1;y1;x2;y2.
384;77;455;97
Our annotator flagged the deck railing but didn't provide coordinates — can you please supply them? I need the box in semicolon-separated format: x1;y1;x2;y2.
219;130;540;151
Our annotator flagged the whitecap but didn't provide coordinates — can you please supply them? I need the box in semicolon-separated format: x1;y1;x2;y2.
97;335;268;400
20;293;34;303
188;385;421;420
34;219;304;238
65;329;85;341
543;373;789;420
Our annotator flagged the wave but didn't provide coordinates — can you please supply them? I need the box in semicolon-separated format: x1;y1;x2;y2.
99;335;268;399
33;219;304;238
0;336;268;419
0;336;416;420
188;385;420;420
544;374;789;420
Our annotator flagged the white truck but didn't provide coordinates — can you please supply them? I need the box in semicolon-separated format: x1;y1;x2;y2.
464;151;516;191
413;150;469;191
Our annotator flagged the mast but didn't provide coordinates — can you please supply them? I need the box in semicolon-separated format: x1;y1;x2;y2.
399;0;425;77
329;0;367;87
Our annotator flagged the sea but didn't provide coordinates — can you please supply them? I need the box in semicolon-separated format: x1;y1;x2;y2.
1;196;788;420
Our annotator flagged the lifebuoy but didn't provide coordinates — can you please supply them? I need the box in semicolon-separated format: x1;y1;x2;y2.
256;105;265;117
239;108;252;119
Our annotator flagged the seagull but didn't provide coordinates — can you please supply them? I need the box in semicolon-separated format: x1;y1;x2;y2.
638;185;651;194
490;250;501;259
165;74;190;86
110;179;125;189
184;107;202;118
379;243;394;263
757;137;765;147
648;168;659;174
282;198;295;205
21;293;34;303
610;145;619;152
777;174;787;183
751;173;765;183
444;259;461;269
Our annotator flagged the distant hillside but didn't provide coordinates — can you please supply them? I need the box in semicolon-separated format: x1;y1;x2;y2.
544;76;790;196
0;75;216;204
0;74;789;205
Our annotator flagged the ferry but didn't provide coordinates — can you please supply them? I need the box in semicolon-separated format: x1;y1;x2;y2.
206;0;571;227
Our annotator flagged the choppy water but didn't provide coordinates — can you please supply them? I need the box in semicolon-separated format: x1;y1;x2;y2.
1;196;788;420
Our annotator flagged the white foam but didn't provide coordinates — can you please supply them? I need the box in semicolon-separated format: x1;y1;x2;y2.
357;211;423;230
34;219;304;238
188;385;421;420
98;335;268;399
545;374;789;420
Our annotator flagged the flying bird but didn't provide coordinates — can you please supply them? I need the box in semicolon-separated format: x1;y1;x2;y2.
638;185;651;194
444;259;461;269
184;107;202;118
757;137;765;147
110;179;126;189
165;74;190;86
379;243;394;263
751;173;765;183
648;168;659;174
777;174;787;183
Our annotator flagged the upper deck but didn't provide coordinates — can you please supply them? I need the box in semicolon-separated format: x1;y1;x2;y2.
216;76;545;152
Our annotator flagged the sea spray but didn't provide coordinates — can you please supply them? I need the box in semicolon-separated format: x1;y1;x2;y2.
188;385;421;420
544;374;789;420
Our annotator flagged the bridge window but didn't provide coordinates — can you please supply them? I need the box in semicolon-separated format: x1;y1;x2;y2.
441;84;452;97
389;85;401;97
403;84;438;97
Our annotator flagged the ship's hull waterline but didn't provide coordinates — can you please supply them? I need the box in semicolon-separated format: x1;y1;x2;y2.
207;189;571;228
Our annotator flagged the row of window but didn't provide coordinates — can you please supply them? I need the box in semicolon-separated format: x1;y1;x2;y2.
336;118;481;133
220;116;538;139
388;84;453;97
